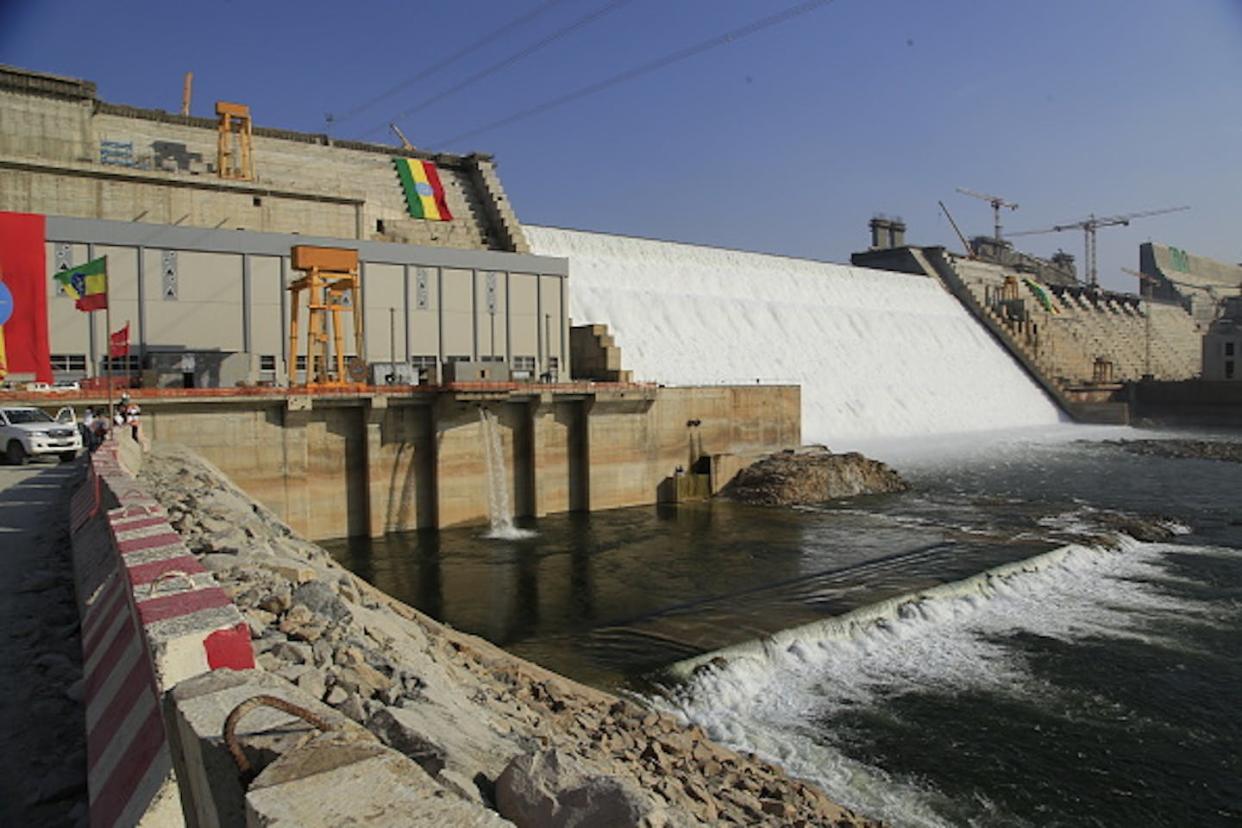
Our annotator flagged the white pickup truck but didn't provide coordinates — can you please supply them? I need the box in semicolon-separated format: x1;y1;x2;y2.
0;406;82;464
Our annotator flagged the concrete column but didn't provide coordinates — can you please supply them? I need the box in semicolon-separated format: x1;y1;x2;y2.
242;253;252;354
281;398;312;537
363;396;388;538
530;395;571;517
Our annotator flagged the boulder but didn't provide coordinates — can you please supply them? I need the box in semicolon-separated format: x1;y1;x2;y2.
367;706;449;776
720;446;908;506
495;748;654;828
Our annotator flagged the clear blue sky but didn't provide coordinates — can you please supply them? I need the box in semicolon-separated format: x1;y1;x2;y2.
3;0;1240;292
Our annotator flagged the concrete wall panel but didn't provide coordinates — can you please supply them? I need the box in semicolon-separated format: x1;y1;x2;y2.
143;250;243;351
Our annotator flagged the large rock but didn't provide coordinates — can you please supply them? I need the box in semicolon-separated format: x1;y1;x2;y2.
494;749;655;828
720;446;908;506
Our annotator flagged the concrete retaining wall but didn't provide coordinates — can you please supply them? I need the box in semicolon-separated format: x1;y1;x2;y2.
69;434;255;827
126;384;800;540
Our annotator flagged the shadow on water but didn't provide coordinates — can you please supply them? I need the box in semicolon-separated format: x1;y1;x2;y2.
326;493;1057;691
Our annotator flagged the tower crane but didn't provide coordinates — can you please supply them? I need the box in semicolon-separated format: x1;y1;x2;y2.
956;187;1019;242
1008;206;1190;288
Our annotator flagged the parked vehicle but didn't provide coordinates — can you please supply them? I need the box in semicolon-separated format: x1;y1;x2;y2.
0;406;82;464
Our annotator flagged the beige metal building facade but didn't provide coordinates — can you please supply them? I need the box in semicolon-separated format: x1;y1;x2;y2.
43;216;569;384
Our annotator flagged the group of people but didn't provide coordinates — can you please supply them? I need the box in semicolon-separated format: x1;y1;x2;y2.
79;395;144;451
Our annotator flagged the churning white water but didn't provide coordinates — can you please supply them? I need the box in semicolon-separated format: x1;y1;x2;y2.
526;227;1064;444
478;408;535;540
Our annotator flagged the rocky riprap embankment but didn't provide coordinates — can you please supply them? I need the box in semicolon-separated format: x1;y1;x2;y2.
141;445;879;827
721;446;909;507
1098;439;1242;464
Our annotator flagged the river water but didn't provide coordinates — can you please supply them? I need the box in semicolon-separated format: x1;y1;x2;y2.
326;426;1242;827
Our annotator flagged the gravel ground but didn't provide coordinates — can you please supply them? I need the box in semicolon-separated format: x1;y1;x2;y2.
0;461;88;827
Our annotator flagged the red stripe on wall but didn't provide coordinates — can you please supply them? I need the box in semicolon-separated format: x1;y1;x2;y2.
85;618;139;700
0;212;52;382
135;587;233;624
89;704;165;828
126;555;206;588
87;659;157;771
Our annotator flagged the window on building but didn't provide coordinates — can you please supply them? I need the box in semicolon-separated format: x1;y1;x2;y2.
479;354;504;363
1227;361;1235;380
410;355;438;368
253;196;263;207
295;355;307;370
101;355;140;372
259;355;277;372
548;356;560;374
376;219;386;233
447;355;471;363
50;354;87;373
512;355;536;373
1226;342;1236;357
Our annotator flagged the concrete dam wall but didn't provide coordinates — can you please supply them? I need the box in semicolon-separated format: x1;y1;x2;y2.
134;384;799;541
527;227;1065;445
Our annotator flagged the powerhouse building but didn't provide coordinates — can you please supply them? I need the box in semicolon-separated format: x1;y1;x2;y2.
0;64;570;386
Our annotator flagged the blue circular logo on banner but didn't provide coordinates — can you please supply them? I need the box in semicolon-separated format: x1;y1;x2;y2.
0;282;13;327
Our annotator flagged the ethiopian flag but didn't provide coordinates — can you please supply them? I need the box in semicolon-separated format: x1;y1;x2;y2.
393;158;452;221
55;256;108;311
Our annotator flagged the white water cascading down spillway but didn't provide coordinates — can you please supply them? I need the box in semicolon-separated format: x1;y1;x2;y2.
478;408;535;539
525;226;1064;446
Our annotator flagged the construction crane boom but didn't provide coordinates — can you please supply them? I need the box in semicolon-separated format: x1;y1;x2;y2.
1007;206;1189;287
956;187;1019;241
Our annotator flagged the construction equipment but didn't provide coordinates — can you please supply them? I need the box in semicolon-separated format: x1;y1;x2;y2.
1009;206;1190;288
181;72;193;116
938;200;973;257
956;187;1019;241
216;101;255;181
287;246;365;386
389;123;415;150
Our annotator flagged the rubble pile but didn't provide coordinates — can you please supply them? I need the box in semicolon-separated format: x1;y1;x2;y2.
141;445;878;827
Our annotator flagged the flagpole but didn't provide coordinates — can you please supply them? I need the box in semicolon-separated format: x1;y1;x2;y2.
104;257;113;426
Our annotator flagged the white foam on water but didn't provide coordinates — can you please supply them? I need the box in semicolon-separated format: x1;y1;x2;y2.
526;226;1065;444
656;538;1232;827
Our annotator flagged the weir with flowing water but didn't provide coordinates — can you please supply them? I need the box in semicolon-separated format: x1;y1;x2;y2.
478;408;535;540
526;226;1065;445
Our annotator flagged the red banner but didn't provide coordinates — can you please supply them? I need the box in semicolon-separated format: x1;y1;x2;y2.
109;323;130;358
0;212;52;382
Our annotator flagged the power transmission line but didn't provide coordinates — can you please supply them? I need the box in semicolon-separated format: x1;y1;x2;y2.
429;0;839;147
363;0;636;140
329;0;571;128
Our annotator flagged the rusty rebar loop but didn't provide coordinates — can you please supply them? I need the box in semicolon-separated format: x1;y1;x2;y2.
223;694;335;784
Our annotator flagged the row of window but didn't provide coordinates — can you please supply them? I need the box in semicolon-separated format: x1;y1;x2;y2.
50;353;561;376
257;355;558;373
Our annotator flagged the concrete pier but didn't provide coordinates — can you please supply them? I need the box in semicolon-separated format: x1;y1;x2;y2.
62;383;799;540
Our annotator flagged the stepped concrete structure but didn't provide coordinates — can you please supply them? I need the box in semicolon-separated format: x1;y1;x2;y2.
855;234;1208;423
1140;242;1242;326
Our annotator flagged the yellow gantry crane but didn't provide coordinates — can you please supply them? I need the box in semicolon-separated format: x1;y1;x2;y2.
216;100;255;181
287;246;365;386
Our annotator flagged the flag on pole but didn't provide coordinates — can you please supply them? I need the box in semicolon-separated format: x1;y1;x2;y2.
109;323;130;358
393;158;453;221
54;256;108;311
